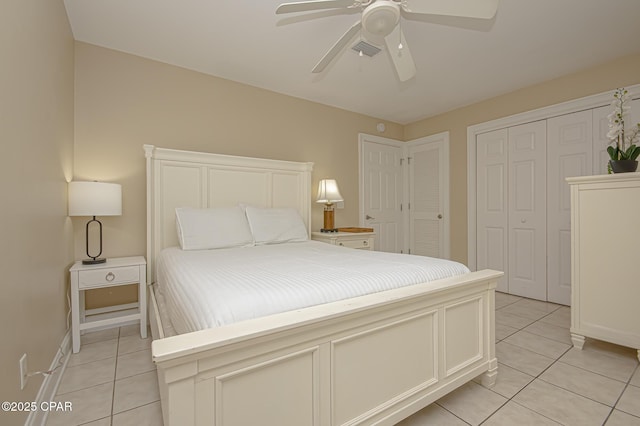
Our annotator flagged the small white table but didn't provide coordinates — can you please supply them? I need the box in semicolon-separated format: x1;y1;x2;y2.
70;256;147;353
311;231;376;251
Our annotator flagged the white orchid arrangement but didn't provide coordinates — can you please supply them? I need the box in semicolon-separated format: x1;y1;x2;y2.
607;87;640;162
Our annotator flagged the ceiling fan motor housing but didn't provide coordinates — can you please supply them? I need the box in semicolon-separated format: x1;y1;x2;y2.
362;0;400;37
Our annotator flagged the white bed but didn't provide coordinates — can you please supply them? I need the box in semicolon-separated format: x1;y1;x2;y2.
145;145;503;426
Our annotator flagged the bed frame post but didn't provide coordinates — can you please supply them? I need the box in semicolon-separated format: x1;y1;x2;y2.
144;144;155;285
480;285;498;388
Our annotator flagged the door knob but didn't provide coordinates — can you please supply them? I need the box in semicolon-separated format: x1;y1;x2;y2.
366;215;375;220
437;214;443;219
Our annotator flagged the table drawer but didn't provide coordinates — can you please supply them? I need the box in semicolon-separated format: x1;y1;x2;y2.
337;238;372;250
78;266;140;289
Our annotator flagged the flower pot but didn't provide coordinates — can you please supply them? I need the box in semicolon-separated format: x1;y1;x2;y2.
609;160;638;173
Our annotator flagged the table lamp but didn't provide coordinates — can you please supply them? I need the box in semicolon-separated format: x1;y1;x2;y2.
316;179;343;233
68;181;122;264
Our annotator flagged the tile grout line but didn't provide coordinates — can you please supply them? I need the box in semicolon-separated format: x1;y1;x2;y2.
518;308;638;410
433;401;473;425
605;363;640;422
489;300;640;425
484;302;574;424
110;327;122;426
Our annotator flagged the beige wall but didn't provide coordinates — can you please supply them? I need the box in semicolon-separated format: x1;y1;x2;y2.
405;53;640;264
0;1;75;424
74;43;640;307
73;42;403;307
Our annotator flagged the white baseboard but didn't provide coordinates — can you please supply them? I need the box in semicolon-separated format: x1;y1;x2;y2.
25;331;72;426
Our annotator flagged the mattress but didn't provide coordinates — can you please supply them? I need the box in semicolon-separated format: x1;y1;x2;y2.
156;240;470;335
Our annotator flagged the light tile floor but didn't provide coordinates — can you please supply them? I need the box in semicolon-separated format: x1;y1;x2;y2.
46;324;161;426
46;292;639;425
400;292;640;426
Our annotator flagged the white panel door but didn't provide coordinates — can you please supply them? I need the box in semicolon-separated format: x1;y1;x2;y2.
593;98;640;175
508;121;547;300
360;138;403;253
408;138;448;258
476;129;508;293
547;110;592;305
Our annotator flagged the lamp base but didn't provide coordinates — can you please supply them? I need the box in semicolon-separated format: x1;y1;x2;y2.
323;208;336;232
82;258;106;265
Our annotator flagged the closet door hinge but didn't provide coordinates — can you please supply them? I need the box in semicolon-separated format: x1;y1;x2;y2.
407;156;412;165
400;158;404;166
400;203;403;212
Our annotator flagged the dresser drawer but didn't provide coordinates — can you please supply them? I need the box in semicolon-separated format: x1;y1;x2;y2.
337;238;372;250
78;266;140;289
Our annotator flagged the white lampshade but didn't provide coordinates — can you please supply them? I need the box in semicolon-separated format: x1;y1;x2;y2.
316;179;343;204
68;181;122;217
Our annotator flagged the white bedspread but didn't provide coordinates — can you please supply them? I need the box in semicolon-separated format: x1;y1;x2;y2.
156;241;470;334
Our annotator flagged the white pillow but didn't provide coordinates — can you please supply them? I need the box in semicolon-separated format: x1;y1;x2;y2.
245;206;309;244
175;207;254;250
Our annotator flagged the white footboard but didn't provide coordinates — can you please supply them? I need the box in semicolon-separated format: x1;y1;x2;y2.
152;269;501;426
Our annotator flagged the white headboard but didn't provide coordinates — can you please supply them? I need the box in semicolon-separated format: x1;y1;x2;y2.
144;145;314;283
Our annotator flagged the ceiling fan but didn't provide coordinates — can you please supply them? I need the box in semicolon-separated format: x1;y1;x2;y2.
276;0;499;81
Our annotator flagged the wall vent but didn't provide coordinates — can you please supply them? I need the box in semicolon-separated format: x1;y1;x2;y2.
351;40;381;57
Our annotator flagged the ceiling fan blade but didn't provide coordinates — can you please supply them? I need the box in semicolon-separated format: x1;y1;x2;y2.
312;20;362;73
384;26;416;82
401;0;499;19
276;0;358;14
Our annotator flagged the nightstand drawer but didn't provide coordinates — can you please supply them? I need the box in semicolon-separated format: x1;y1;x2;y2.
337;238;371;249
311;231;375;251
78;266;140;289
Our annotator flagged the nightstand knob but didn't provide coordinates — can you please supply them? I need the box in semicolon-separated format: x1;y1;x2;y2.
105;272;115;282
339;242;344;246
363;240;368;246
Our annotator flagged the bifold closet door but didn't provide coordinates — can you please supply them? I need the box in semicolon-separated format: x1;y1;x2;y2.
476;121;547;300
476;129;508;293
547;110;593;305
507;121;547;300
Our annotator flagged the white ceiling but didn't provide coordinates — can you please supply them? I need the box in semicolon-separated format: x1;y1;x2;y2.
63;0;640;124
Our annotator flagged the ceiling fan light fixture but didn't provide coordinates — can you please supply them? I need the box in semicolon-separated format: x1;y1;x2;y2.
352;40;381;57
362;0;400;37
276;0;499;82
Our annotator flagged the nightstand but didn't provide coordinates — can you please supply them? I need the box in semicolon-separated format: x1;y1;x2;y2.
70;256;147;353
311;231;375;251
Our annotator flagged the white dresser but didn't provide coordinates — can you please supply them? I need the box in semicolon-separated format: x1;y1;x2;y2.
567;173;640;361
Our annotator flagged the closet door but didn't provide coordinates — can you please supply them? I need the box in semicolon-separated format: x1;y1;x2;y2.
593;104;613;175
508;121;547;300
547;110;593;305
476;129;508;293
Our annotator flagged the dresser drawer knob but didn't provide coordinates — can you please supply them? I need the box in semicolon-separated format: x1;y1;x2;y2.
339;242;344;246
363;240;368;245
105;272;115;282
